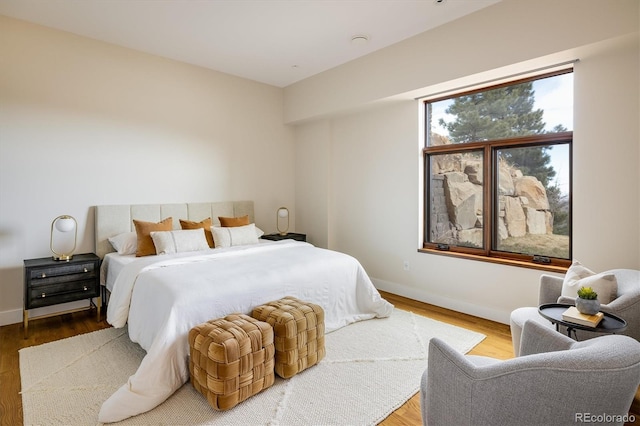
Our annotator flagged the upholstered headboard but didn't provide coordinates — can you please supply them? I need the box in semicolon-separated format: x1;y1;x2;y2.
94;201;254;259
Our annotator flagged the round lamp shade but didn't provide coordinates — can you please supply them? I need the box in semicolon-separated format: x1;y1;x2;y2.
276;207;289;235
55;216;76;233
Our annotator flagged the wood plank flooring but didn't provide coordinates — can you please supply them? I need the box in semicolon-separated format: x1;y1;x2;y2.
0;307;111;426
1;292;638;425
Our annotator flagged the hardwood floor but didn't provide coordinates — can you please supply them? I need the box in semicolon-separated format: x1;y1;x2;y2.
0;308;111;426
379;292;514;426
1;292;638;425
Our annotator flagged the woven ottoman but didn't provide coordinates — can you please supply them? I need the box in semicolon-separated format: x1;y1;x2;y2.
251;296;325;379
188;314;275;411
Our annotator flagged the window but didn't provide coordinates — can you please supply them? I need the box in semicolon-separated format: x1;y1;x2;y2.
422;70;573;269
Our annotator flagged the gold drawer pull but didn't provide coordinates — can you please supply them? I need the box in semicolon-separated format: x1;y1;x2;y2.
41;273;46;278
84;268;88;273
83;286;88;291
41;293;46;298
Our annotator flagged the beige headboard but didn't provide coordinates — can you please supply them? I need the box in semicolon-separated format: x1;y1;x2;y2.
94;201;254;258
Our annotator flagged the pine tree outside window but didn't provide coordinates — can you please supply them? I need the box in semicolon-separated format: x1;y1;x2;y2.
422;70;573;270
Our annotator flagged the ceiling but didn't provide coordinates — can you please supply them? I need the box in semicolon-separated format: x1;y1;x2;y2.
0;0;500;88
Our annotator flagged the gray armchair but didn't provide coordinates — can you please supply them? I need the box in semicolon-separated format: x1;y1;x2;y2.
420;320;640;426
510;269;640;356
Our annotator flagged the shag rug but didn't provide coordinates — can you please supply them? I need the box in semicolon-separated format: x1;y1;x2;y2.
20;308;485;425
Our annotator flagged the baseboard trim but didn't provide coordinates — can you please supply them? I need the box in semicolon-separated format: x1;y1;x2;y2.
0;309;22;327
372;277;510;325
0;300;92;327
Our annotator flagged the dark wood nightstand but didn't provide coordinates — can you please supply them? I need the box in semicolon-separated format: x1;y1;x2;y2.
23;253;101;338
261;232;306;242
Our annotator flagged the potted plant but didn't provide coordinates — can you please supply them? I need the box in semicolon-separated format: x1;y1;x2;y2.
576;286;600;315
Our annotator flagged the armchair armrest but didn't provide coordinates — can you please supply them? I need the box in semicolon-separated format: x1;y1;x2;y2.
519;320;574;356
539;274;563;304
557;295;575;305
422;337;477;426
559;282;640;314
603;287;640;312
600;288;640;341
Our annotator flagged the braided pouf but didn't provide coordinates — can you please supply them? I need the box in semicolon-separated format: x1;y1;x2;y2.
188;314;275;411
251;296;325;379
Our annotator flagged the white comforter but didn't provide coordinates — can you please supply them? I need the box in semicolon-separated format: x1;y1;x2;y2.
98;240;393;423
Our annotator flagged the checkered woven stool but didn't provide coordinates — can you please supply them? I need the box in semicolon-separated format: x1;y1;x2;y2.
188;313;275;411
251;296;325;379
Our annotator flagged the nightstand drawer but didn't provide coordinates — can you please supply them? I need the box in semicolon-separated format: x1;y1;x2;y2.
28;279;99;308
29;262;96;281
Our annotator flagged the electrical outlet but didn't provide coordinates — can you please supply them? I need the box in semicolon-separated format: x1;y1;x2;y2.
403;260;410;271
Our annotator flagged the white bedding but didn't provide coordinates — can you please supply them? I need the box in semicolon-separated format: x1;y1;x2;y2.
98;240;394;423
100;252;136;292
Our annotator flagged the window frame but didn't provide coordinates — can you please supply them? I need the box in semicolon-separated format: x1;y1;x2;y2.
420;72;572;273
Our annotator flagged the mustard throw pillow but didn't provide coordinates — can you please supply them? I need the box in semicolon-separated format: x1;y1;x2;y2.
180;217;214;248
218;215;250;227
133;217;173;257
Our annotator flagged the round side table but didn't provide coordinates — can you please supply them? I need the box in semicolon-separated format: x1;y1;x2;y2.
538;303;627;339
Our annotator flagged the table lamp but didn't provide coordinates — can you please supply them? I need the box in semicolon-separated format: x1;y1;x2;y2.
50;215;77;261
277;207;289;235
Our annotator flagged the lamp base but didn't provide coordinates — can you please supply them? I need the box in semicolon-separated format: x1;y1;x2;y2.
53;254;73;261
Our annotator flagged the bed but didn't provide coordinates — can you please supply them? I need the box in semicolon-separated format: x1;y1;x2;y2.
94;201;394;423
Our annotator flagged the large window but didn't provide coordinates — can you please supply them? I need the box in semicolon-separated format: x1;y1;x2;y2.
422;70;573;269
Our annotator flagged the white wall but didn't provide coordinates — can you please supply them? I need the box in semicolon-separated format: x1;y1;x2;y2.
293;120;331;248
0;16;295;325
288;0;640;324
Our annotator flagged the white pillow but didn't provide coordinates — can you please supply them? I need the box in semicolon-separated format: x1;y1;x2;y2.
212;223;259;248
108;231;137;255
150;229;210;255
560;260;618;304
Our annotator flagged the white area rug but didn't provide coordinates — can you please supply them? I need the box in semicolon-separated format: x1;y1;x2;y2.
20;308;485;425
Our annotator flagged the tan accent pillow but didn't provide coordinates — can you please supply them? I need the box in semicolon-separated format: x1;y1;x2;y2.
133;217;173;257
218;215;250;227
180;217;214;248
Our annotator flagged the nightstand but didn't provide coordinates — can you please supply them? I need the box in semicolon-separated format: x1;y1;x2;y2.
261;232;306;242
23;253;101;338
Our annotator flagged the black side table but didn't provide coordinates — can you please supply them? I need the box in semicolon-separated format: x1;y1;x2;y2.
23;253;101;338
261;232;306;242
538;303;627;339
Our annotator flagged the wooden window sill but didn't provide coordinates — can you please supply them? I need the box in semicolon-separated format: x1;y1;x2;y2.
418;248;569;274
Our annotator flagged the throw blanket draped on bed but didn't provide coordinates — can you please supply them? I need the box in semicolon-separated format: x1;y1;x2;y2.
98;240;394;423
